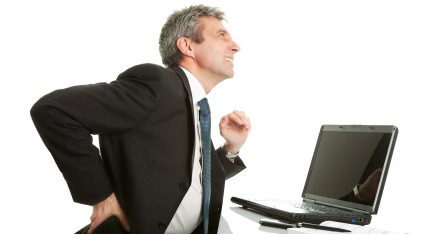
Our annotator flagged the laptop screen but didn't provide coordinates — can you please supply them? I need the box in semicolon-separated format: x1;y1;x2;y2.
303;125;397;214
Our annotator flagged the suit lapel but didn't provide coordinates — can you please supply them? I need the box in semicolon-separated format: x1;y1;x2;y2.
168;66;197;173
168;66;194;106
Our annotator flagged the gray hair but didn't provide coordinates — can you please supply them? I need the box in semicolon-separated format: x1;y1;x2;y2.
159;5;226;67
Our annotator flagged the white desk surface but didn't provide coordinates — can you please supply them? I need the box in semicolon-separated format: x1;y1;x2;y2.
217;197;406;234
218;202;288;234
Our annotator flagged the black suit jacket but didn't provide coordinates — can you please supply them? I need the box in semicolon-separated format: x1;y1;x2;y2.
31;64;246;234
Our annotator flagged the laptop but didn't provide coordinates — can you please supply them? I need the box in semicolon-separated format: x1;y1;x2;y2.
231;124;398;225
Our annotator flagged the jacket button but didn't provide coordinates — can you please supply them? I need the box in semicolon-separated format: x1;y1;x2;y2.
158;222;167;229
180;183;189;190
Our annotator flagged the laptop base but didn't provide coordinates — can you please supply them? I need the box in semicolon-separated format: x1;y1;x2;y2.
231;196;371;225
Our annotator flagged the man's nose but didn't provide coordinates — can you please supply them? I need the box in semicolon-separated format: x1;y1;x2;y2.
230;39;241;53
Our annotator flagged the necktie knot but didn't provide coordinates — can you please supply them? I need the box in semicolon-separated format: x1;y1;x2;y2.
198;98;211;114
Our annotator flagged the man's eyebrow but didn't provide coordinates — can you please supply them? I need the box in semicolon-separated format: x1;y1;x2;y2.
216;29;229;35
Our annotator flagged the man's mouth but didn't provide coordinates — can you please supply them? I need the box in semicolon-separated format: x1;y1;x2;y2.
225;58;233;63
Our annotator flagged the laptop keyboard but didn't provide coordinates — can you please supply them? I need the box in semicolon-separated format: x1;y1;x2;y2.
266;199;353;215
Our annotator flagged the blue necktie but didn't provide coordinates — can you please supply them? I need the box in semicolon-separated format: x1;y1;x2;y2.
198;98;211;234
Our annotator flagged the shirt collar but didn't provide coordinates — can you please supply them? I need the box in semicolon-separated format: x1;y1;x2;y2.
179;66;207;104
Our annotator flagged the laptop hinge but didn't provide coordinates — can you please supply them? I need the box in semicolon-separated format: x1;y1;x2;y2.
303;198;315;204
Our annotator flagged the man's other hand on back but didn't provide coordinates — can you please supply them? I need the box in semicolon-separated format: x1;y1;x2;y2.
88;193;130;234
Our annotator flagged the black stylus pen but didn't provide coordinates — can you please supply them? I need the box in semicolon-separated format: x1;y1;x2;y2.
259;219;351;232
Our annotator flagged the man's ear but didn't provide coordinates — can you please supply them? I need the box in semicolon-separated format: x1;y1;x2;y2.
177;37;195;59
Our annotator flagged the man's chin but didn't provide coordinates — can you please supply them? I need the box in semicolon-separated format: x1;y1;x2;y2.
226;70;235;79
214;69;234;80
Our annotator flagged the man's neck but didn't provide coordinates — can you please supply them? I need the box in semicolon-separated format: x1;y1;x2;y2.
178;63;224;95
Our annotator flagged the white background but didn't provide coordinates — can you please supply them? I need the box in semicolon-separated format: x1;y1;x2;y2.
1;1;435;233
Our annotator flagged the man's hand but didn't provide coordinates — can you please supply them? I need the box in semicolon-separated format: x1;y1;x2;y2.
219;110;251;154
88;193;130;234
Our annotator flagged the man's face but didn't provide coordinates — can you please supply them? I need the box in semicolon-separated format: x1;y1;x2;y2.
192;17;241;80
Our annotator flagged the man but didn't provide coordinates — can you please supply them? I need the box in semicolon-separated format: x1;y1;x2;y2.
31;5;249;234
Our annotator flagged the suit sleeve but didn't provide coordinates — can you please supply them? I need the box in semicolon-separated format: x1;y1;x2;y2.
214;143;246;180
30;64;163;205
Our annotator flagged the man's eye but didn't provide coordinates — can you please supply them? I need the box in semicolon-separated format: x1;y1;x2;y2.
220;33;225;37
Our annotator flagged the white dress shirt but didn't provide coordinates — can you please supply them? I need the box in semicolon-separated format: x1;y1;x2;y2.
165;66;206;233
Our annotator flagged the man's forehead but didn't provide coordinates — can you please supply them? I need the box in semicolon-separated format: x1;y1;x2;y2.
199;16;229;35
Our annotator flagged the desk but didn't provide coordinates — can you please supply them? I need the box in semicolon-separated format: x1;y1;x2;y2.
217;197;402;234
218;197;288;234
218;203;287;234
